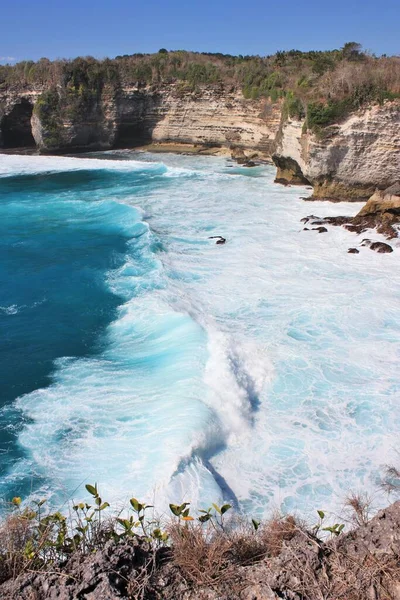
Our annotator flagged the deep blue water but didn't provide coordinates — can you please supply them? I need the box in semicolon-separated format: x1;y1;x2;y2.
0;168;146;490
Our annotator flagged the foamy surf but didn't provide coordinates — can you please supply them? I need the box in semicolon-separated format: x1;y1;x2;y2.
0;150;399;522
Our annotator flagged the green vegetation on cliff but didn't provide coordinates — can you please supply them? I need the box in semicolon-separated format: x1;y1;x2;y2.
0;44;399;135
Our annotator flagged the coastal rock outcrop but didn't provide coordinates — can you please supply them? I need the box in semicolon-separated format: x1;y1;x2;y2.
306;182;400;242
1;502;400;599
273;101;400;200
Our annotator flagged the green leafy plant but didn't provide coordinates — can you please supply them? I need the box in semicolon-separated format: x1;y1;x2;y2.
313;510;345;538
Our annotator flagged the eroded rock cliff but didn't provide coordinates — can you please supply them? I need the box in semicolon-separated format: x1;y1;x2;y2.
272;101;400;200
1;85;398;202
0;84;282;156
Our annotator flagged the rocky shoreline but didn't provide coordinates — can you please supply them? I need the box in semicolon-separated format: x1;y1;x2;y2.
1;501;399;600
300;182;400;250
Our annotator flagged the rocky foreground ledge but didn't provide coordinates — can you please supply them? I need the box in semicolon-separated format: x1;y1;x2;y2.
1;501;399;600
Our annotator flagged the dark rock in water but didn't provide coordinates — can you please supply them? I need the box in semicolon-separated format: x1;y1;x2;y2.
303;227;309;230
344;224;361;233
312;226;328;233
361;238;393;253
348;248;359;254
300;215;319;224
320;186;400;242
370;241;393;253
324;216;351;226
208;236;226;245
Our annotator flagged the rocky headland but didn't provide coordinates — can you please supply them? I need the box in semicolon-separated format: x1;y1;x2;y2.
273;102;400;201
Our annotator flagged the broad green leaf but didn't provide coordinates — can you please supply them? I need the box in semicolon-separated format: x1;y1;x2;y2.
169;504;181;516
130;498;140;511
221;504;231;515
85;484;97;497
198;514;211;523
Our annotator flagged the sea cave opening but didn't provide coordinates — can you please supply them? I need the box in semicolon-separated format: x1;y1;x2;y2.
1;100;36;149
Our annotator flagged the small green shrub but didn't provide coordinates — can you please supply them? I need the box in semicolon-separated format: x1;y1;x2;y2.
283;92;305;120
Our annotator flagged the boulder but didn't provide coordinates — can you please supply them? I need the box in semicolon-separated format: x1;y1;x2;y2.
357;183;400;218
369;241;393;253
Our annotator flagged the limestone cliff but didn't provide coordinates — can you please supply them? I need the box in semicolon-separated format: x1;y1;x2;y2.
0;84;398;202
0;83;282;156
273;101;400;200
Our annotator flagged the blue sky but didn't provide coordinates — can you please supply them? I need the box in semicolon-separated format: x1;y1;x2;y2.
1;0;399;63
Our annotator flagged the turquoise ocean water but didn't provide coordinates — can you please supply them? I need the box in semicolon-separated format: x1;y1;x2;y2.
0;151;399;518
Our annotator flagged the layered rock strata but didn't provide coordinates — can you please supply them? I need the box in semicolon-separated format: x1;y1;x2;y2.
273;102;400;200
1;84;399;203
0;84;282;156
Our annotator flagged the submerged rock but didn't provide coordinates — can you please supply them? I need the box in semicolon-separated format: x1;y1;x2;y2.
309;183;400;246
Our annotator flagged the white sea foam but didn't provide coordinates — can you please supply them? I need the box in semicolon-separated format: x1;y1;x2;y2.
0;153;165;177
6;151;400;520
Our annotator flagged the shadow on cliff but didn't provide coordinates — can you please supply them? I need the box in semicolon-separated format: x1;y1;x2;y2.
0;100;36;149
114;90;164;149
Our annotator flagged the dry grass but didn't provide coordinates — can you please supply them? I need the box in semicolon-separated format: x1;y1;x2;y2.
345;492;373;527
0;490;399;600
0;511;33;583
168;523;234;587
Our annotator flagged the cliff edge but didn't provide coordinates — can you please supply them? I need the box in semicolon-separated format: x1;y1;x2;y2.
1;501;399;600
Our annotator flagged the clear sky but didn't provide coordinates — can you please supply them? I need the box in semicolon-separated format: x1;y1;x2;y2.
1;0;399;63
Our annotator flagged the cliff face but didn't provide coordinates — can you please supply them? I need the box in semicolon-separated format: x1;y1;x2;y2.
146;85;282;154
0;85;399;201
0;84;282;156
273;101;400;200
